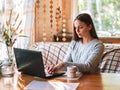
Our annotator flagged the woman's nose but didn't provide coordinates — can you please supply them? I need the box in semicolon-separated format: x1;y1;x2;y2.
76;28;80;32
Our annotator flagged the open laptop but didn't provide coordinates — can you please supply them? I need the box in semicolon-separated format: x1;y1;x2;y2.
13;48;65;79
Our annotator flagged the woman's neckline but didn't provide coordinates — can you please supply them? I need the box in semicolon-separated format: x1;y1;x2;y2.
80;38;97;45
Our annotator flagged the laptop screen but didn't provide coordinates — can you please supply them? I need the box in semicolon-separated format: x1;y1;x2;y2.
14;48;46;78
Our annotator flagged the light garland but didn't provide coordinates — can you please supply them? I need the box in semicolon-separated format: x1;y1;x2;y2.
50;0;53;28
43;0;47;41
35;0;41;42
49;0;53;41
55;6;61;41
62;17;67;41
61;1;67;42
35;0;66;42
61;0;67;42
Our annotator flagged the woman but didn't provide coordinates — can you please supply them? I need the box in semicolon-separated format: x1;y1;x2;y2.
46;13;104;74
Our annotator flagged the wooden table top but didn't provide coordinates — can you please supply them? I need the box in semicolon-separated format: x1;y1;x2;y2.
0;72;120;90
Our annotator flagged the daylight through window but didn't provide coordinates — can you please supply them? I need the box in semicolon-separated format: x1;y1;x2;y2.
77;0;120;37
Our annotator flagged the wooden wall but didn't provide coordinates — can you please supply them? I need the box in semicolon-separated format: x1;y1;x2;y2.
34;0;120;44
34;0;72;42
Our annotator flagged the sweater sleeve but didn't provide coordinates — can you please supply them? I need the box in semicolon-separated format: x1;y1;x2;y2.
64;42;104;73
63;40;76;62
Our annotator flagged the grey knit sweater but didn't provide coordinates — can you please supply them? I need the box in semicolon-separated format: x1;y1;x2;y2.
63;39;104;73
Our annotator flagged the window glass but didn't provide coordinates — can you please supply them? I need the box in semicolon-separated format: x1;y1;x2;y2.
0;0;24;60
77;0;120;37
0;0;24;32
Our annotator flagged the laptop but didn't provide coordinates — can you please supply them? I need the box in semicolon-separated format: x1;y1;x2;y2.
13;48;65;78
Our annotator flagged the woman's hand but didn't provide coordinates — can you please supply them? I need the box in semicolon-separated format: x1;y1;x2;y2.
45;62;65;74
45;65;57;74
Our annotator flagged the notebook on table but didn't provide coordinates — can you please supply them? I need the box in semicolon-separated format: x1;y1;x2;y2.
13;48;65;79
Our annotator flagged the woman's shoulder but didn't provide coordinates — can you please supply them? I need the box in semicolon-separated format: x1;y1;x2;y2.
69;40;76;46
69;40;78;49
69;40;82;49
93;39;104;49
92;39;104;45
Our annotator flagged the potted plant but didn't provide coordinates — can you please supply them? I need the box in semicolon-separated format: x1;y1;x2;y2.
0;9;27;76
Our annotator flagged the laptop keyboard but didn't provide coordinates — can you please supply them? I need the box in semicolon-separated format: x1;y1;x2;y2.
46;72;65;78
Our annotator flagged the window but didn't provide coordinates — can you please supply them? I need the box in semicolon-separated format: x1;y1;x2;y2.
0;0;24;35
75;0;120;38
0;0;25;60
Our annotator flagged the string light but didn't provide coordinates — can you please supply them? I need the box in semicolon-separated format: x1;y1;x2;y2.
43;0;47;41
55;0;61;41
35;0;41;42
50;0;53;28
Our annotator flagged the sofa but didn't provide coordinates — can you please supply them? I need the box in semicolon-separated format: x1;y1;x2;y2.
29;42;120;73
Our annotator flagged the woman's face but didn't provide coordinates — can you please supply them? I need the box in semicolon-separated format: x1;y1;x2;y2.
74;20;92;38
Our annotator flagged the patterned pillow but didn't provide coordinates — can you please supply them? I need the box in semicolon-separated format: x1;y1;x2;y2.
29;42;69;65
104;44;120;54
100;49;120;73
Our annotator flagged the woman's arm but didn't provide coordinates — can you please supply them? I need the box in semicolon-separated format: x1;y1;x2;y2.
64;42;104;73
64;40;76;62
45;41;75;73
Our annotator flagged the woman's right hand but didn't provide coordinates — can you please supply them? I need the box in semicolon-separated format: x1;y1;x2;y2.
45;62;65;74
45;65;57;74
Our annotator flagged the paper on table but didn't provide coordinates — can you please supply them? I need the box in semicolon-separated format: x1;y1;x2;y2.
24;80;80;90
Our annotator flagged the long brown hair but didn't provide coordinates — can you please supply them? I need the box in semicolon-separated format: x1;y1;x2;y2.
72;13;99;41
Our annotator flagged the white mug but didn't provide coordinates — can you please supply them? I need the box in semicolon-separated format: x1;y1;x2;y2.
67;66;77;78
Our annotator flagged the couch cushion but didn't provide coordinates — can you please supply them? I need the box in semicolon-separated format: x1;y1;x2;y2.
100;49;120;73
104;44;120;54
29;42;69;65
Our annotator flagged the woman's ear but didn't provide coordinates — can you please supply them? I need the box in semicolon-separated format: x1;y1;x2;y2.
88;24;92;30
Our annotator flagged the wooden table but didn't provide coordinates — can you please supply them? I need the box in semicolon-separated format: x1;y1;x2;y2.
0;73;120;90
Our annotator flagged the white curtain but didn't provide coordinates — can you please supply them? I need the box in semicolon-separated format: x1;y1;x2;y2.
71;0;78;21
0;0;36;60
16;0;36;48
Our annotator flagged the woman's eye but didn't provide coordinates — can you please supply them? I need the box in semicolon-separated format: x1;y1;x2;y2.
79;26;83;29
